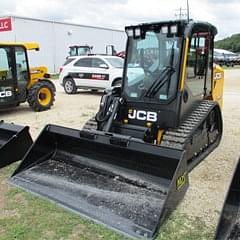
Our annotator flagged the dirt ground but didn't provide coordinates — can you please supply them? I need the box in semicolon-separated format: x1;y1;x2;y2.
0;69;240;232
0;85;101;139
180;69;240;227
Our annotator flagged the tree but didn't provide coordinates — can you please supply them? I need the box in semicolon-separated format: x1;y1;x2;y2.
215;34;240;53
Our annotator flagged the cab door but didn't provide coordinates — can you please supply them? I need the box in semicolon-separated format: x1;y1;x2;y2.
14;46;30;102
0;46;16;106
186;32;212;100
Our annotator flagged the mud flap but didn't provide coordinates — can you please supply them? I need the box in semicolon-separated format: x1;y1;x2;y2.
0;121;33;169
10;124;189;239
215;158;240;240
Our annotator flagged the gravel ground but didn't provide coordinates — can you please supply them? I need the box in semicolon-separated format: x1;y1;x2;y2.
179;69;240;228
0;69;240;232
0;86;100;139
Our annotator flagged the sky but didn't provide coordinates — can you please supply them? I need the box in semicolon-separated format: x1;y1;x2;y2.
0;0;239;40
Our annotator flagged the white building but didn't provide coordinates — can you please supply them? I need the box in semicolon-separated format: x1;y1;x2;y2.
0;16;126;72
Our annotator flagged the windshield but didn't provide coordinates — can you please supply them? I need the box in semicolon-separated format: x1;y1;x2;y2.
106;57;124;68
124;31;182;101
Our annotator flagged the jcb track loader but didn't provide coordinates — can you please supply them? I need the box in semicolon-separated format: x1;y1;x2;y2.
215;158;240;240
10;20;224;239
0;42;55;111
68;44;124;58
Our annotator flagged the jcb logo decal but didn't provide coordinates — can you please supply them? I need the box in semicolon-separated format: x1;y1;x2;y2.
176;172;187;190
128;109;157;122
214;72;222;80
0;90;12;98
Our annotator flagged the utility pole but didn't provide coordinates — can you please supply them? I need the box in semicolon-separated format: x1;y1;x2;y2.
175;7;187;20
175;0;190;22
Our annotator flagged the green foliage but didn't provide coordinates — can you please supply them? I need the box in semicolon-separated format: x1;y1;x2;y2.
215;34;240;53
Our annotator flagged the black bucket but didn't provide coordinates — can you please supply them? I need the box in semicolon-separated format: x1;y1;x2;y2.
10;124;189;239
215;158;240;240
0;121;33;169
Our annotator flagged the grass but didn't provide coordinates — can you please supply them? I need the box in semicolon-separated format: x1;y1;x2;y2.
0;164;214;240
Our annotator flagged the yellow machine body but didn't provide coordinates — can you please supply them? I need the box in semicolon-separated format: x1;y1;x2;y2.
0;42;55;111
212;65;224;108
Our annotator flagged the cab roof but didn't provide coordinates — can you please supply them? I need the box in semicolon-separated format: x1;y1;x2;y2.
0;42;40;50
125;20;218;37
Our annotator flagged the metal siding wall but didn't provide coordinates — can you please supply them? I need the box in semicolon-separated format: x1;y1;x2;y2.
54;23;126;73
0;16;126;72
13;18;55;72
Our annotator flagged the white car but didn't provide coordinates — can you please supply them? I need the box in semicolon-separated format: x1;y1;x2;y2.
59;55;124;94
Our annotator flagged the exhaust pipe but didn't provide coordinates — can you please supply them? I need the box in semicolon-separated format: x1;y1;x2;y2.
10;124;189;239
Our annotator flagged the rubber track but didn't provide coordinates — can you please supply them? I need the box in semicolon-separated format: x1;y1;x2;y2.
160;100;216;150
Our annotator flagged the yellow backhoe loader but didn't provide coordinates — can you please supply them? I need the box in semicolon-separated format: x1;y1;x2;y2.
0;42;55;111
8;20;224;239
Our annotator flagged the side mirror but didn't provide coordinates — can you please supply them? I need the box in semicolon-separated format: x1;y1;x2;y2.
99;64;109;69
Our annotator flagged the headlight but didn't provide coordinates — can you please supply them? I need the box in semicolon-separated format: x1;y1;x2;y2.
161;26;168;34
170;25;178;34
134;28;141;37
126;28;134;37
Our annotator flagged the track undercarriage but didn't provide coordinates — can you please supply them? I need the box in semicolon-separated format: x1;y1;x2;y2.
161;100;223;171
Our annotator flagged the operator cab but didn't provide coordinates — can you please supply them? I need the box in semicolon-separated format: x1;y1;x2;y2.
96;20;218;141
0;44;30;108
117;20;217;129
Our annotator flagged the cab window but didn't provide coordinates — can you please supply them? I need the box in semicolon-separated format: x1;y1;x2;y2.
0;47;12;81
15;47;29;83
186;32;212;96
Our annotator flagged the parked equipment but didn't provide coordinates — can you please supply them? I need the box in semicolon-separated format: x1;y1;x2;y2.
0;42;55;111
9;20;224;239
105;45;125;58
215;158;240;240
68;44;125;58
0;121;32;169
68;45;93;57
